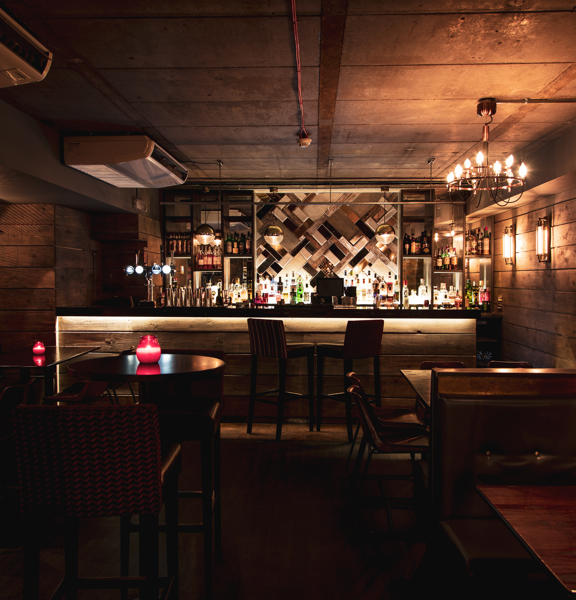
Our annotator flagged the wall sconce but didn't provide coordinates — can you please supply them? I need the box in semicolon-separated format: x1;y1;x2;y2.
264;225;284;245
503;225;515;265
536;217;549;262
375;223;395;244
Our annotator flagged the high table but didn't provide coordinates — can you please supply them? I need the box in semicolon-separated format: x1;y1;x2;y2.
478;485;576;596
0;346;99;396
68;353;225;402
401;369;432;409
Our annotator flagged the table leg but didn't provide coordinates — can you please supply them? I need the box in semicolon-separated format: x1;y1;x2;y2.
44;367;55;397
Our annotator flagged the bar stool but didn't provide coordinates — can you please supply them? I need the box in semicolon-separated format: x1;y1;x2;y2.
247;318;315;441
316;319;384;441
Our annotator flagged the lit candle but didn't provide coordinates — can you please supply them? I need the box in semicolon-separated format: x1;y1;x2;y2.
136;335;162;363
32;341;45;355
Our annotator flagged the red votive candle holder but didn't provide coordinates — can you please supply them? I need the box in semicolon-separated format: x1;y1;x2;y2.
32;341;45;355
136;335;162;363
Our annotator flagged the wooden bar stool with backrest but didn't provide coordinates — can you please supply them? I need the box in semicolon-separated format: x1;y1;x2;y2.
124;348;226;600
247;319;315;441
316;319;384;441
13;403;181;600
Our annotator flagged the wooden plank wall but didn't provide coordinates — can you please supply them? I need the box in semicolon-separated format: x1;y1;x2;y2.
55;206;102;307
494;186;576;368
58;315;476;421
0;204;56;351
92;214;162;301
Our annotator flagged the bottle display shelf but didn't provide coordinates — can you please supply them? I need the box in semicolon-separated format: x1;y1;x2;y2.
433;269;463;274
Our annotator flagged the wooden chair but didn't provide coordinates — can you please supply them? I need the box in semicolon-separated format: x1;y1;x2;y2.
348;384;429;529
247;319;314;441
126;348;226;599
13;403;181;600
317;319;384;441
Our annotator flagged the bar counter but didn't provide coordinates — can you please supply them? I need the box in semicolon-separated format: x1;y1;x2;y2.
56;306;480;421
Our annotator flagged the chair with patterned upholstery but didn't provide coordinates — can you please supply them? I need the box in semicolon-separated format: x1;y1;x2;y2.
247;319;314;441
316;319;384;441
13;403;181;600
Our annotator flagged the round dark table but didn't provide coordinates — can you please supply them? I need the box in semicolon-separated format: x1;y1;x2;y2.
68;354;225;402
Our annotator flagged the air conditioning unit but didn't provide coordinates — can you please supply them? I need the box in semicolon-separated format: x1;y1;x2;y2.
63;135;189;188
0;8;52;87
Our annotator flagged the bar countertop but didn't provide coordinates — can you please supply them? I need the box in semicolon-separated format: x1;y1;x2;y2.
56;306;487;319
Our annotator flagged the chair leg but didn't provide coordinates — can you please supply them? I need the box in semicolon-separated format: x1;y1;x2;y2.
139;514;159;600
373;355;381;407
350;435;368;496
23;519;40;600
120;515;131;600
247;355;257;434
165;467;180;600
345;421;362;474
307;350;314;431
64;517;79;600
201;437;214;598
316;351;324;431
343;359;354;442
276;359;287;441
214;425;222;559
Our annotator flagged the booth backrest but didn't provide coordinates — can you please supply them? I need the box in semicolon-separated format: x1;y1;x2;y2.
430;369;576;522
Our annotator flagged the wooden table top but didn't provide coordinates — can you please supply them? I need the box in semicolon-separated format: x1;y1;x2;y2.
400;370;432;408
0;346;99;369
69;353;225;383
478;485;576;595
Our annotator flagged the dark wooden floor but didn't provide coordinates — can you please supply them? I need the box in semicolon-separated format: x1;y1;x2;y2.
0;423;433;600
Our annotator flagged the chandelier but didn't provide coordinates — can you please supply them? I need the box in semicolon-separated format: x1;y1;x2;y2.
446;99;527;207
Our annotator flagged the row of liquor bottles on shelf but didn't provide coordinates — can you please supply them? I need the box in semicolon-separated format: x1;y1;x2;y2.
466;227;491;256
165;231;253;262
403;230;431;255
403;279;490;311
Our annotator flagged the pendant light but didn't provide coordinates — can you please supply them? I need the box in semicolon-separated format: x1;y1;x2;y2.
195;185;215;244
375;224;395;244
264;225;284;245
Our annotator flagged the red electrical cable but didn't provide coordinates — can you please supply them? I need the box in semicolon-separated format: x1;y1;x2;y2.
291;0;307;139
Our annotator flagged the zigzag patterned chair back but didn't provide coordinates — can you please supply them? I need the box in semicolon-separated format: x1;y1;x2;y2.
14;404;163;518
248;319;288;359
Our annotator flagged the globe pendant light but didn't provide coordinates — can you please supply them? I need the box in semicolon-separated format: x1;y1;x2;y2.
375;223;395;244
264;225;284;245
195;223;215;244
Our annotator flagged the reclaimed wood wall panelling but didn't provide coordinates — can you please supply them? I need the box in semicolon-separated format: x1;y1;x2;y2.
494;191;576;367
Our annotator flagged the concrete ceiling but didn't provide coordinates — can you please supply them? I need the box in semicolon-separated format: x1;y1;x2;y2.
1;0;576;193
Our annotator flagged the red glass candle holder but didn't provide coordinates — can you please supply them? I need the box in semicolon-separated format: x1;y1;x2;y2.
136;335;162;363
32;341;45;355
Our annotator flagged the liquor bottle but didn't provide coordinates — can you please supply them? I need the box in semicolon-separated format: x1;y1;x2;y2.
450;247;458;270
410;231;416;255
470;230;478;255
454;289;462;309
393;275;400;305
225;233;233;255
197;244;205;270
296;275;304;303
277;276;283;298
402;281;410;309
465;279;472;309
403;232;410;255
435;246;443;271
433;285;439;307
442;246;450;271
418;278;427;302
422;230;430;255
232;233;239;255
448;285;456;307
304;277;311;304
214;244;222;269
482;227;490;255
387;272;394;303
414;232;421;255
239;233;246;255
246;233;251;255
282;277;290;304
205;245;213;270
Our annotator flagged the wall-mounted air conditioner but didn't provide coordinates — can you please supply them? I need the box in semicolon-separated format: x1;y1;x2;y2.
0;8;52;87
63;135;189;188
